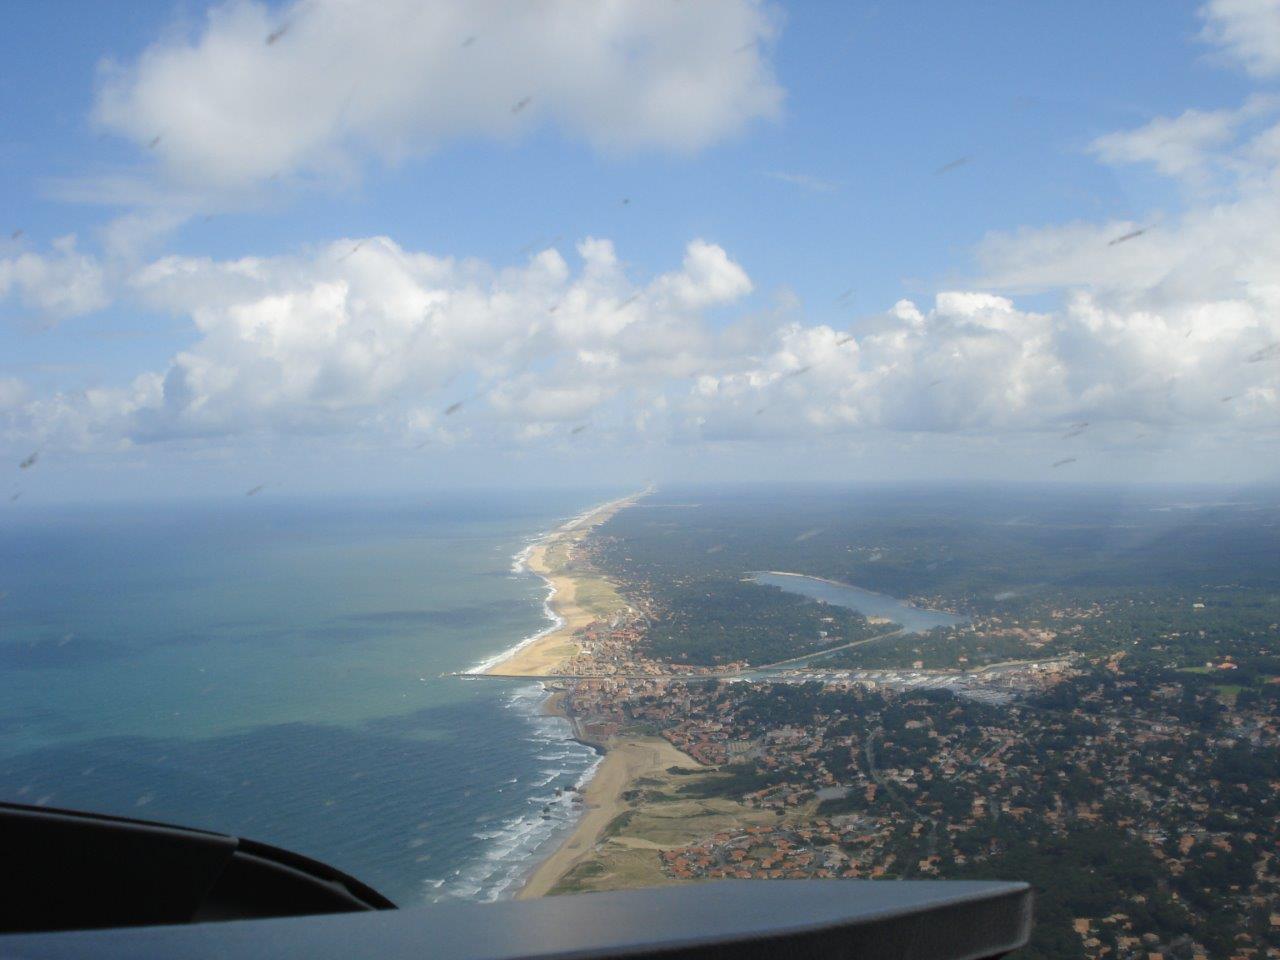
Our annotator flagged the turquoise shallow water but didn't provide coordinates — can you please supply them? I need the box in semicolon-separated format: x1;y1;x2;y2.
0;491;619;904
751;572;966;634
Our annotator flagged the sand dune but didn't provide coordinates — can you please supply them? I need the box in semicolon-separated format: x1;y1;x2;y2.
516;737;696;898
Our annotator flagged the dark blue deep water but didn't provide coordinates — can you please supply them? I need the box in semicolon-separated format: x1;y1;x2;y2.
0;491;617;904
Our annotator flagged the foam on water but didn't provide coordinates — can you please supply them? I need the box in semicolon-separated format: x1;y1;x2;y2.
467;494;637;677
431;519;607;899
467;534;564;675
427;682;600;903
0;492;626;907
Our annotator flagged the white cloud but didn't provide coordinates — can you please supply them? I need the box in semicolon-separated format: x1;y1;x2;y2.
650;239;753;311
12;214;1279;459
24;237;753;446
489;379;612;423
684;283;1279;444
1093;104;1241;182
1088;94;1280;185
1200;0;1280;77
974;175;1280;302
685;295;1067;439
0;377;27;411
961;81;1280;449
0;236;110;320
93;0;783;192
11;0;1280;475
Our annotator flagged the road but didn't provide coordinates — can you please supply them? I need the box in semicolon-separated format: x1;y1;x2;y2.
752;628;907;671
862;726;940;868
459;627;912;681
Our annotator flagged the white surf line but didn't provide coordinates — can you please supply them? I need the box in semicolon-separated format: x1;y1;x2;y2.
463;491;646;675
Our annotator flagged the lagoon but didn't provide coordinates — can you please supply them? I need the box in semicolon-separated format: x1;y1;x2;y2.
751;571;966;634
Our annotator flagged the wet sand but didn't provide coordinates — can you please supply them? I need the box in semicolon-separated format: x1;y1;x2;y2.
482;493;640;677
516;737;697;898
485;489;659;899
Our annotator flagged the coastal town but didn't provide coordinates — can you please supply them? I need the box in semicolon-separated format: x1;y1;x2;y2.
478;495;1280;960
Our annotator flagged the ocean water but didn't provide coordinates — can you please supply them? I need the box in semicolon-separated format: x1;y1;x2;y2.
0;491;617;905
751;572;966;634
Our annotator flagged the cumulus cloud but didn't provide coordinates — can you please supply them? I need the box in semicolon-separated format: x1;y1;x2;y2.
684;0;1280;452
11;202;1279;457
93;0;783;192
691;296;1063;438
649;239;753;311
9;0;1280;474
0;236;110;320
683;281;1279;444
958;15;1280;454
21;237;752;446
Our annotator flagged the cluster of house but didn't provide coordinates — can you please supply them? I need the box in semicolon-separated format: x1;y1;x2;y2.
558;613;746;679
549;549;1278;960
658;819;899;881
558;620;658;677
574;658;1275;935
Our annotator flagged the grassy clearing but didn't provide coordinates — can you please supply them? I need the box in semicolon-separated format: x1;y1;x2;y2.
574;575;626;619
544;539;575;572
541;530;625;621
547;765;775;897
537;640;579;664
1213;683;1244;704
553;846;674;894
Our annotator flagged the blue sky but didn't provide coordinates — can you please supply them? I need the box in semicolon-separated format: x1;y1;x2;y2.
2;0;1279;500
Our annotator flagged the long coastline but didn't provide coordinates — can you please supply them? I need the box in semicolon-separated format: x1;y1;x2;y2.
475;491;643;678
516;736;695;899
473;489;652;898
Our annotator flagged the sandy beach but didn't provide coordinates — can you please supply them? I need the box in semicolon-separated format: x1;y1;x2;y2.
516;737;696;898
480;488;678;899
481;492;642;677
